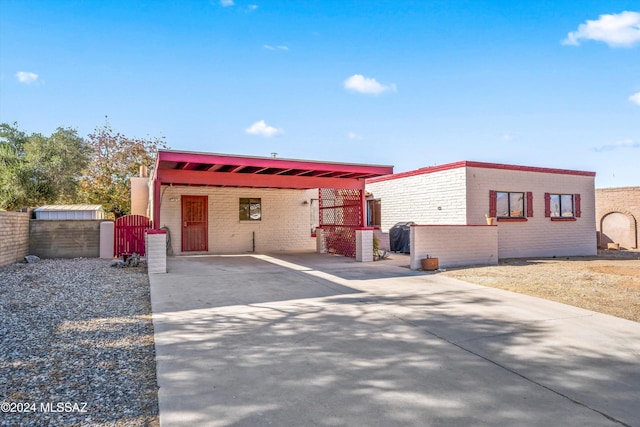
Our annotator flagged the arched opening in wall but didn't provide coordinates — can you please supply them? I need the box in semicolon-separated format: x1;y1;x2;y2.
600;212;637;249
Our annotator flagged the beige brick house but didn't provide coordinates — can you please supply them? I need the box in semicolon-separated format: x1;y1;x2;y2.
365;161;597;260
140;150;392;257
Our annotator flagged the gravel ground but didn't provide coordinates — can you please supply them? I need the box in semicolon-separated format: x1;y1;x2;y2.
0;258;158;426
441;250;640;323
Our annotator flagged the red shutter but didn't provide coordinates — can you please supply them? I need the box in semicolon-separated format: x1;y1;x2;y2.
575;194;581;217
526;192;533;217
544;193;551;217
489;190;497;218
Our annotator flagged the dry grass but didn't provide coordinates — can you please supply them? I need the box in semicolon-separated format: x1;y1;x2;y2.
440;250;640;323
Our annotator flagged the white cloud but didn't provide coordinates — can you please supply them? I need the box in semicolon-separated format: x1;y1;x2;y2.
630;92;640;105
344;74;396;95
347;131;364;141
595;138;640;152
563;11;640;47
220;0;234;7
248;4;258;11
16;71;38;84
263;45;289;51
502;133;516;142
245;120;283;137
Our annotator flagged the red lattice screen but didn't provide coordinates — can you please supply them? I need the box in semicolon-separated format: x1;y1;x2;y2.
319;188;363;258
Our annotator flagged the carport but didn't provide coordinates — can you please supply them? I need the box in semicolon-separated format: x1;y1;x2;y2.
151;150;393;257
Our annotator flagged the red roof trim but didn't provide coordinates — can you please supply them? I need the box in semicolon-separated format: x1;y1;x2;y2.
410;224;495;227
157;150;393;176
366;160;595;184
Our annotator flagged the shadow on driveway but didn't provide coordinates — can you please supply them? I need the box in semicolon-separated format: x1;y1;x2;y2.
149;253;640;427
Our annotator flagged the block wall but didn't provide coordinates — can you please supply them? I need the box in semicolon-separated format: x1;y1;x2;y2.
409;225;498;269
365;168;467;232
595;186;639;249
466;167;597;258
0;212;30;267
29;220;102;258
159;186;318;255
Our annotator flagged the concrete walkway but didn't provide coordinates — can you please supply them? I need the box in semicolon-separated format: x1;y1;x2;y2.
149;253;640;427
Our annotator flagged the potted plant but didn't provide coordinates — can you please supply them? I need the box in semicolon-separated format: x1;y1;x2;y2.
421;255;439;271
485;214;495;225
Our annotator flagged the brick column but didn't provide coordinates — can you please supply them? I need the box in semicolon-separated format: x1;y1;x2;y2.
355;227;374;262
316;227;326;254
146;229;167;274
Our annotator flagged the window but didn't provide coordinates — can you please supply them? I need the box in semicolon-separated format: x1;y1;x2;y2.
367;199;381;227
489;191;533;222
545;193;581;220
496;192;525;217
239;198;261;221
550;194;573;217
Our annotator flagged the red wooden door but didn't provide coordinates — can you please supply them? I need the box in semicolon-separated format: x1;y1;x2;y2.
182;196;208;252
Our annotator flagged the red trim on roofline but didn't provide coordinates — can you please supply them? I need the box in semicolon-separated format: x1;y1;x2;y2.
157;150;393;176
366;160;595;184
410;224;496;227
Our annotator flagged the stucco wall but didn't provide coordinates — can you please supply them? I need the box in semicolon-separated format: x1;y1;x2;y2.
365;167;467;233
409;225;498;269
595;186;639;249
131;176;150;217
159;186;317;254
466;166;597;258
0;211;30;267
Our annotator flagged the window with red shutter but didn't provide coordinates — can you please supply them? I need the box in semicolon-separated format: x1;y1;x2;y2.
547;193;578;221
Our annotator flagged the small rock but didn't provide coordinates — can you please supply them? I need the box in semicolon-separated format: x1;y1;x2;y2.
126;253;140;267
110;260;125;268
24;255;40;263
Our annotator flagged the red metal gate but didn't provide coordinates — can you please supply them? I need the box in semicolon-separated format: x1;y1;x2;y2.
319;188;363;258
114;215;153;257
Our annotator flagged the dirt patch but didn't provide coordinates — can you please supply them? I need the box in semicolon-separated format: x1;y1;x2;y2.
441;250;640;323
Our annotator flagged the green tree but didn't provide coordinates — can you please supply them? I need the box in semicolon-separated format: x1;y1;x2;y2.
79;118;168;217
0;123;91;210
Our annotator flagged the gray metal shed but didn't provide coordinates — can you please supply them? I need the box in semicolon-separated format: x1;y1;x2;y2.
33;205;105;220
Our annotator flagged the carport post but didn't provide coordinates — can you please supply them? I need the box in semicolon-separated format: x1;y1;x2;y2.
360;187;367;227
355;227;374;262
146;229;167;273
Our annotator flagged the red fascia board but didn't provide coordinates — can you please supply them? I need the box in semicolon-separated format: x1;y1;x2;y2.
411;224;495;227
158;169;366;190
367;160;595;184
465;161;596;177
366;161;468;183
157;150;393;176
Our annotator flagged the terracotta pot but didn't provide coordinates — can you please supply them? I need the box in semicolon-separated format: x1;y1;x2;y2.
486;217;495;225
421;257;439;271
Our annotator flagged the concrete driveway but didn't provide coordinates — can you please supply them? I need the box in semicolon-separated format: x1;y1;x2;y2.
149;253;640;427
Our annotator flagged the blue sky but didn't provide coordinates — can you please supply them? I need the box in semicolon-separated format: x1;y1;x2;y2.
1;0;639;187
